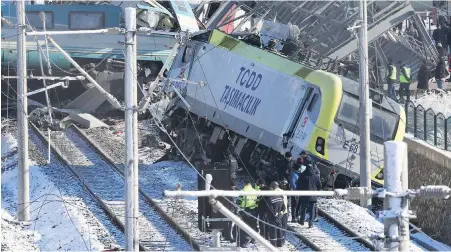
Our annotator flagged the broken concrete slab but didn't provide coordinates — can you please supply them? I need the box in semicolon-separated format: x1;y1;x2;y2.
64;71;123;113
67;113;108;129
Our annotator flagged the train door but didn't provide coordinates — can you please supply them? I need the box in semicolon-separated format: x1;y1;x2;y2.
284;85;320;150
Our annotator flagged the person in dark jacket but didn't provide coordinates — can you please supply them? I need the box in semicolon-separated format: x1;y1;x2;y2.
416;61;430;99
297;164;322;228
435;57;448;90
289;163;302;222
433;25;447;47
255;182;271;239
267;181;285;246
275;152;293;180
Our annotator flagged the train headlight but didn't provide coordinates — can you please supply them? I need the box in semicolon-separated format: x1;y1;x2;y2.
376;170;384;180
315;137;325;155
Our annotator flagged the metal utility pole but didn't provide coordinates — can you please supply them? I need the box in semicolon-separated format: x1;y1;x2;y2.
124;7;139;251
17;0;30;222
358;0;372;208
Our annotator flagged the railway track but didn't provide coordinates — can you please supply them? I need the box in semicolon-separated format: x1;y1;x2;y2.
233;176;373;252
80;123;312;251
79;122;378;251
30;123;193;251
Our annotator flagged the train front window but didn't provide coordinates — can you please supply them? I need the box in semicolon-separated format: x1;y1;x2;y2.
371;107;398;141
337;93;398;141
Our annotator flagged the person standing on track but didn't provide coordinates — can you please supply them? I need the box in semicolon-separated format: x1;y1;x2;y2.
255;178;269;239
236;180;258;248
275;179;289;247
267;181;285;247
297;164;322;228
289;162;302;223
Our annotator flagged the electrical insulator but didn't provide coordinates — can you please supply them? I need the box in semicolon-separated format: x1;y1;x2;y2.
418;186;451;199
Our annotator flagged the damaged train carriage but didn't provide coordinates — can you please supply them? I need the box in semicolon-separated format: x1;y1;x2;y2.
163;29;406;187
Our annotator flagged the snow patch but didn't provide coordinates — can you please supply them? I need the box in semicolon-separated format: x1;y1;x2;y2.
2;133;17;156
1;209;39;251
318;198;427;252
1;141;107;251
413;91;451;118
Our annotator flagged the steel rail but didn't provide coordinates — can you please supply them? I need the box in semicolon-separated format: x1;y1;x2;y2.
71;124;202;251
317;207;376;250
29;122;145;251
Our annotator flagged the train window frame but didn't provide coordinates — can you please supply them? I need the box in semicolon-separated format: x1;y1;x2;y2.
68;11;105;30
335;93;398;142
25;11;54;29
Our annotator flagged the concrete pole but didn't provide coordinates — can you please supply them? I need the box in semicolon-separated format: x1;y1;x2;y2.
17;0;30;222
124;7;139;251
384;141;406;251
358;0;372;208
399;143;410;251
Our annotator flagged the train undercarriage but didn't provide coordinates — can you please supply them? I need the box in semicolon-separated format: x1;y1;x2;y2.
159;107;368;190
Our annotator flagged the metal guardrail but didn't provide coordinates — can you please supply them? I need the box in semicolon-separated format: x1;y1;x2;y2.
405;101;450;151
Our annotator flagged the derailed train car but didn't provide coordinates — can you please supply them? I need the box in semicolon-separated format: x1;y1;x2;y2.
162;29;406;187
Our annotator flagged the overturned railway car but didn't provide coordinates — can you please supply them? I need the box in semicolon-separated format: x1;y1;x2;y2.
163;29;406;187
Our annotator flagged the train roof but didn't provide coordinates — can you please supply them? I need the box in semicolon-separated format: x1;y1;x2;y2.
191;29;340;84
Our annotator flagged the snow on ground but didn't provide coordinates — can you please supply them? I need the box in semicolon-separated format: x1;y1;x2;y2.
1;133;17;156
318;198;427;251
412;91;451;118
1;209;38;251
1;128;124;251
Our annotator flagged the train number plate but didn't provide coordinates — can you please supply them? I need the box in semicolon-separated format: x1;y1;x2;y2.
343;140;359;153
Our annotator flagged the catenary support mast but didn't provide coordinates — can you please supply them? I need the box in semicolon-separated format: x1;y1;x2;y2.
17;0;30;222
124;7;139;251
358;0;372;207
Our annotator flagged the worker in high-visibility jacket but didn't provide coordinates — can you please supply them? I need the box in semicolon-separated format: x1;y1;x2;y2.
386;58;398;101
398;62;412;102
274;179;289;247
236;180;258;248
